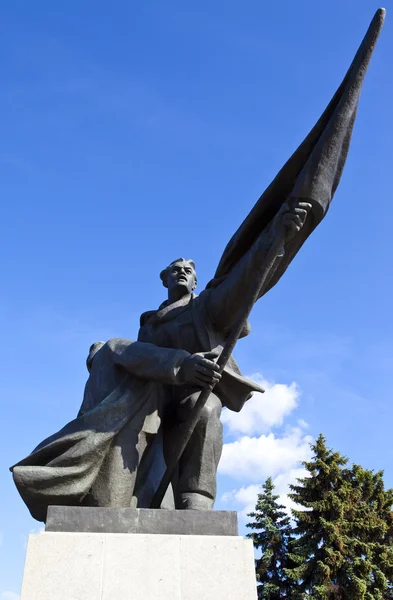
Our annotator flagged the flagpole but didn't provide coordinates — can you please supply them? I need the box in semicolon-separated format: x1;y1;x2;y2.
150;230;286;509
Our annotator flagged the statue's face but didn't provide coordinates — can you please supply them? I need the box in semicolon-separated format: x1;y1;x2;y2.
166;260;197;295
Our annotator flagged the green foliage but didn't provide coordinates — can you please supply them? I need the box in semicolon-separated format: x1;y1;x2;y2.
247;434;393;600
286;434;351;599
247;477;294;598
342;465;393;599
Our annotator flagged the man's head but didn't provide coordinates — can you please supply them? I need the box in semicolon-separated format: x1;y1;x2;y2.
160;258;197;300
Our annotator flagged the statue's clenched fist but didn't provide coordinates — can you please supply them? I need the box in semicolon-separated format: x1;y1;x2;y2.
179;351;222;389
271;199;312;242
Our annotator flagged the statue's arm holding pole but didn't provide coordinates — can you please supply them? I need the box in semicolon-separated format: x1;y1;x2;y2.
80;339;221;417
107;338;221;388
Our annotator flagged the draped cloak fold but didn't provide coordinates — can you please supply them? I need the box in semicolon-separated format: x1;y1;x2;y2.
10;340;190;521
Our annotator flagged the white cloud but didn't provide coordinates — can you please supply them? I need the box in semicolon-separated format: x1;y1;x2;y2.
218;425;313;482
1;592;20;600
221;374;300;436
221;484;261;517
219;373;313;522
221;467;310;520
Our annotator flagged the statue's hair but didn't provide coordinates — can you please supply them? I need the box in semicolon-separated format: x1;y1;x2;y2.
160;258;197;289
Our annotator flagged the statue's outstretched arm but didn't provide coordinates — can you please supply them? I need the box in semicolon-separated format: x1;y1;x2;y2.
207;200;311;334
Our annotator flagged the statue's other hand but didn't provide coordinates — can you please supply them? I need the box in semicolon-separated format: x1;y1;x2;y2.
271;199;312;242
179;351;222;388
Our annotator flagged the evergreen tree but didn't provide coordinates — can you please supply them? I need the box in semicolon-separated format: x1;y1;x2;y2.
285;434;393;600
341;465;393;599
285;434;351;599
247;477;294;599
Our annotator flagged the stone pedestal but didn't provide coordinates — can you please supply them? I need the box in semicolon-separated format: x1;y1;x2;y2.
20;507;257;600
46;505;239;536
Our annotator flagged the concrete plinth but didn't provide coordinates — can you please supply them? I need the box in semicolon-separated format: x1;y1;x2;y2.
20;531;257;599
46;505;238;536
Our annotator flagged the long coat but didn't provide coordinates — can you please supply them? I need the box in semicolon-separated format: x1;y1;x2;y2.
11;340;190;521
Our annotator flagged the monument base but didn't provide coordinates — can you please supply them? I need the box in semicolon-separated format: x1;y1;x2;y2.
20;507;256;599
20;531;257;599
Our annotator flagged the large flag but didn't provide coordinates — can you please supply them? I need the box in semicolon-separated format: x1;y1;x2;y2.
208;9;385;295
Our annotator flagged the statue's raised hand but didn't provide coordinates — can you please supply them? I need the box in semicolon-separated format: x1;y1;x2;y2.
179;351;222;389
271;199;312;242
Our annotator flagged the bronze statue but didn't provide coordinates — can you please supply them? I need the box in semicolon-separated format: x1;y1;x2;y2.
11;9;385;522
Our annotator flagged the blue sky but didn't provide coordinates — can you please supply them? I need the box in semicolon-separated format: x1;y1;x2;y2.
1;1;392;596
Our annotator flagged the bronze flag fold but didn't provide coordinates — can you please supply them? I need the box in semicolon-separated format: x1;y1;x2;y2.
207;8;385;296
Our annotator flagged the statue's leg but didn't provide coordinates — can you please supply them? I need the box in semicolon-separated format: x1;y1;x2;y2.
164;391;223;510
84;422;153;508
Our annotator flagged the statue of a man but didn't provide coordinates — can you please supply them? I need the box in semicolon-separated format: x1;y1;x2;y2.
11;201;309;520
